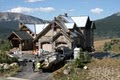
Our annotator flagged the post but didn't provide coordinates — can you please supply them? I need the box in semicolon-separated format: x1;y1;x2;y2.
34;24;36;38
51;22;54;52
38;39;41;56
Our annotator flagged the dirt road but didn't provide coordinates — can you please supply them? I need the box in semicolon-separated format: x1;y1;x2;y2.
7;53;53;80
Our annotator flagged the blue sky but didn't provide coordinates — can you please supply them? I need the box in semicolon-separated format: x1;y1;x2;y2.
0;0;120;20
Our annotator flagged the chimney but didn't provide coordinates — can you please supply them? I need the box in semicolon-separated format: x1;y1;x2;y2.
20;23;22;25
19;22;23;30
64;13;68;17
54;17;57;21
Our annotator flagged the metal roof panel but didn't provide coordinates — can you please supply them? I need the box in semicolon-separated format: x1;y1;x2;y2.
71;16;88;27
62;16;74;23
35;23;49;34
65;23;74;29
25;23;49;34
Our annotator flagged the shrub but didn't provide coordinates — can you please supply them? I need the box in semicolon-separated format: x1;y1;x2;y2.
0;39;12;51
103;42;111;52
74;49;91;68
111;39;120;44
0;51;18;64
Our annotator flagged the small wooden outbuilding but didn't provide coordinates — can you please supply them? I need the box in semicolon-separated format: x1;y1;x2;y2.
8;31;33;51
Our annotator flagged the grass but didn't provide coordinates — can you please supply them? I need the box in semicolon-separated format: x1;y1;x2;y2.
52;60;89;80
52;38;120;80
86;58;120;80
94;39;111;52
94;38;120;53
111;43;120;53
53;58;120;80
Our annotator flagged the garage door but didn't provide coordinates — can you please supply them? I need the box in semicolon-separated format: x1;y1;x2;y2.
42;43;52;52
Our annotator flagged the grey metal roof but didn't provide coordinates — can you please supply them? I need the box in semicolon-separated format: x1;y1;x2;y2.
13;31;33;40
56;21;68;32
60;15;89;28
70;31;78;38
25;23;49;34
35;24;49;34
71;16;88;27
62;16;74;23
65;23;74;29
74;30;83;36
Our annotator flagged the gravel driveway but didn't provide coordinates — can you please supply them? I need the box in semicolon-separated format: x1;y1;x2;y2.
7;53;53;80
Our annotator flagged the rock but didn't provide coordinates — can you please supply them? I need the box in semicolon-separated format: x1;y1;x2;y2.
63;69;70;75
3;63;10;70
83;66;88;70
9;62;18;67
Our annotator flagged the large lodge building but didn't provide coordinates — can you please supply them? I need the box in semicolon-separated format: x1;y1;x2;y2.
8;13;96;52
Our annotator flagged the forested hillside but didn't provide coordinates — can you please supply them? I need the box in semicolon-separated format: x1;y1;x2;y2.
95;12;120;40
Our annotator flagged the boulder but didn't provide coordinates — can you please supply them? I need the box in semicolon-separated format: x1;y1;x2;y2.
9;62;18;67
3;63;10;70
63;69;70;75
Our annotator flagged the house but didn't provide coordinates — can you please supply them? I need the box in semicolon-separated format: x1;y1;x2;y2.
34;13;95;52
8;13;95;52
8;22;49;51
8;31;33;51
57;14;96;50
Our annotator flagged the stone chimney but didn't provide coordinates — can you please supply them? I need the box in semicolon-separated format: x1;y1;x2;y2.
20;23;22;25
19;22;23;30
54;17;57;21
64;13;68;17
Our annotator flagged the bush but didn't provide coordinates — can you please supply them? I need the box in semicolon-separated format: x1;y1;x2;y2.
0;39;12;51
111;39;120;44
0;51;18;64
103;42;111;52
74;49;91;68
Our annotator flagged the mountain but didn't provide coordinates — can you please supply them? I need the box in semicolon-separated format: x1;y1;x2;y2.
0;12;47;23
95;12;120;40
0;12;48;39
1;12;120;40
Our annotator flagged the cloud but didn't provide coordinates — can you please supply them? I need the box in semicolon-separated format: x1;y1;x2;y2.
25;0;45;2
61;9;76;12
36;7;55;12
7;7;55;13
8;7;32;13
69;9;76;12
90;8;103;14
